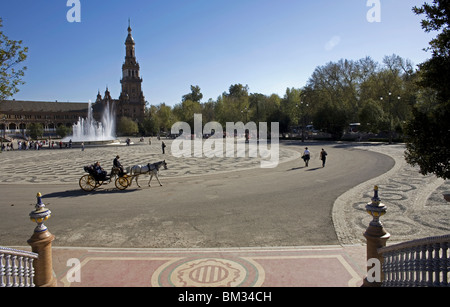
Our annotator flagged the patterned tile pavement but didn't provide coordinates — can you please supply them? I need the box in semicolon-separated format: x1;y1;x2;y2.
333;144;450;245
47;245;367;287
2;139;449;287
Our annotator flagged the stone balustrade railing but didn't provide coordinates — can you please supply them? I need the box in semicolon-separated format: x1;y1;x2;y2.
378;234;450;287
363;185;449;287
0;247;38;287
1;192;56;288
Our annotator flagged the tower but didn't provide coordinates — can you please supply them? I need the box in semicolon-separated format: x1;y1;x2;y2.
118;20;146;122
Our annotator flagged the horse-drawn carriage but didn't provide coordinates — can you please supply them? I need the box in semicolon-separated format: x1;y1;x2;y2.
79;161;167;192
79;165;131;191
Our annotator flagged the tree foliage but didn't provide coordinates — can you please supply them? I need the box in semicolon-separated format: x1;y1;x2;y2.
143;54;418;138
27;123;43;140
405;0;450;179
117;116;139;136
0;18;28;101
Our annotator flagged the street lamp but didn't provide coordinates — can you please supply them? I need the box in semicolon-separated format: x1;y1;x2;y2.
241;107;248;123
380;93;401;144
1;116;7;151
300;101;309;143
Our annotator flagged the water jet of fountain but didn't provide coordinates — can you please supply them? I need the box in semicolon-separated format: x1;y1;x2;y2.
63;100;117;144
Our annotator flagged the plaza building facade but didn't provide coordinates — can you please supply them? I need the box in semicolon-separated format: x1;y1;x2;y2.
0;23;146;139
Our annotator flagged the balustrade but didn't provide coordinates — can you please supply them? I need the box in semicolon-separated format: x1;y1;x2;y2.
378;235;449;287
0;247;38;287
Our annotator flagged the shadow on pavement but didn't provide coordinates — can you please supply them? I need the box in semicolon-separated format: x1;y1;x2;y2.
43;187;140;199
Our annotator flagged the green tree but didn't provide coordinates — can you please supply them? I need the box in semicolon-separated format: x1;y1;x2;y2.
182;85;203;103
281;87;302;127
117;117;139;136
405;0;450;179
156;103;176;133
358;98;386;133
27;123;43;140
173;99;202;129
56;125;70;139
313;102;349;139
216;84;250;125
202;99;217;123
0;18;28;101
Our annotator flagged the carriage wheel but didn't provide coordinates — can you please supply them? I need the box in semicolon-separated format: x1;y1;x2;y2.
79;175;96;192
115;176;129;190
126;175;133;186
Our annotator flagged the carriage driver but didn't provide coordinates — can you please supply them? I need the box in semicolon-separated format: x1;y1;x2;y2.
113;155;125;177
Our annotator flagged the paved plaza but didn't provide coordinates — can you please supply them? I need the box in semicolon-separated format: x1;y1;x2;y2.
1;138;448;287
333;143;450;245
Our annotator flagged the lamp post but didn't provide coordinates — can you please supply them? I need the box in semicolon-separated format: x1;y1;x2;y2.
380;93;401;144
300;101;309;143
1;115;6;151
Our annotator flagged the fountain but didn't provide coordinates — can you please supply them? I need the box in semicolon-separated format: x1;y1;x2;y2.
63;100;119;145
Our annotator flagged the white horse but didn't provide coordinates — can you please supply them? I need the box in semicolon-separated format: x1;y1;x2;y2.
126;160;168;188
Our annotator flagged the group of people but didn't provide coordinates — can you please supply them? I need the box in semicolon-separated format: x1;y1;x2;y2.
2;140;46;151
1;139;75;151
302;147;328;168
90;155;125;181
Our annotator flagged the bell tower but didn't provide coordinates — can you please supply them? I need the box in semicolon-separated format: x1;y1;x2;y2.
119;20;146;122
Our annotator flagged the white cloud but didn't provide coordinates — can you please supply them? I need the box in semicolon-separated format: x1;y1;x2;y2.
325;35;341;51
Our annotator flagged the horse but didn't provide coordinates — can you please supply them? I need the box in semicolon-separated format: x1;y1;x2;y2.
126;160;168;188
109;166;122;182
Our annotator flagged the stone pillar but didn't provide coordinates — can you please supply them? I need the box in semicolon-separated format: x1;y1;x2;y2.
28;193;57;287
363;186;390;287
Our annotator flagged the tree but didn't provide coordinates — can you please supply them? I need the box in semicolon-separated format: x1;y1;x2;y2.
56;125;70;139
358;98;386;133
216;84;250;124
182;85;203;103
405;106;450;179
405;0;450;179
156;103;176;133
313;102;349;139
117;117;139;136
27;123;43;140
0;18;28;101
173;99;202;129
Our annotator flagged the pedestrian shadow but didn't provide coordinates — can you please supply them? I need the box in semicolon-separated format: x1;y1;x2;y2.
306;167;323;171
288;166;306;171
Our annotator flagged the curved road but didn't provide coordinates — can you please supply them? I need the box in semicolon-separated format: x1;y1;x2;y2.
1;142;394;248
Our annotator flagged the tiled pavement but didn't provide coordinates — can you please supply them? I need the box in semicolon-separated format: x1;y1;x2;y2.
48;245;367;287
3;139;449;287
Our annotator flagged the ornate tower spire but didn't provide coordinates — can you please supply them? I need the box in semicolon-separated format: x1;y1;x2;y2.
119;20;145;121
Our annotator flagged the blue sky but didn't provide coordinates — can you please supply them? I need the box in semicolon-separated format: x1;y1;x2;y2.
0;0;435;106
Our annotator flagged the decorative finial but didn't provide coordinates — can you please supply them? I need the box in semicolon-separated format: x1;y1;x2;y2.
366;186;387;227
36;192;45;210
371;185;380;206
29;193;52;233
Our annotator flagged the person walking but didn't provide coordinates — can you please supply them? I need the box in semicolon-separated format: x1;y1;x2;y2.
302;147;311;167
320;148;328;168
162;141;166;154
